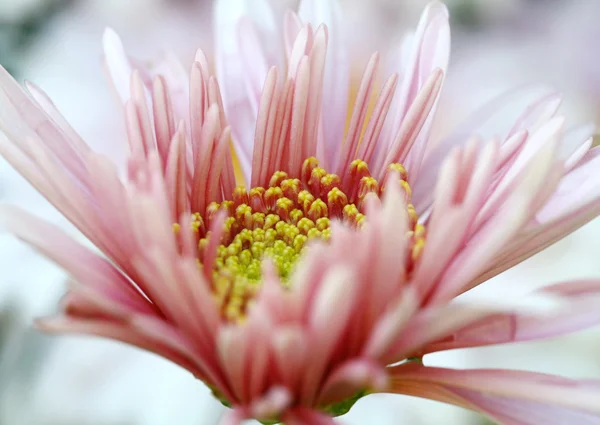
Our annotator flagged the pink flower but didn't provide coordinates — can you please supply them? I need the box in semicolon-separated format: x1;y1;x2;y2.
1;1;600;424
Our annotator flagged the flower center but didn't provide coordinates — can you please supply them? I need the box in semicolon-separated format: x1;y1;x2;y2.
182;157;424;322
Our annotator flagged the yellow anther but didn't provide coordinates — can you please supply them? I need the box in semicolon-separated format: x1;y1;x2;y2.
182;158;422;324
315;217;330;231
355;213;366;229
275;197;294;221
232;186;249;207
412;238;425;262
264;214;280;229
265;186;284;210
308;199;328;221
265;228;277;244
275;220;287;235
205;201;222;221
320;173;341;197
252;212;265;229
327;187;348;217
400;180;412;202
350;159;370;175
343;204;360;221
269;171;289;188
358;176;379;199
221;201;234;216
414;223;426;239
191;213;205;234
249;187;266;212
407;204;418;227
388;163;408;180
239;249;253;266
235;204;252;220
252;228;265;242
309;167;327;194
289;208;304;225
297;217;315;234
293;234;308;253
280;178;301;202
301;156;320;186
298;190;316;214
250;241;265;259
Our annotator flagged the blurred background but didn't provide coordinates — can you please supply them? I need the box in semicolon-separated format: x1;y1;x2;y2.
1;0;600;424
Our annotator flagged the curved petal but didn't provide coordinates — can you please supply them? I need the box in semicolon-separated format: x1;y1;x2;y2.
376;1;450;179
412;86;558;212
422;280;600;354
214;0;281;180
387;364;600;424
298;0;349;169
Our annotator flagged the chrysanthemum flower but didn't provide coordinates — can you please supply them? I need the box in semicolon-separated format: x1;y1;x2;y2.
2;1;600;424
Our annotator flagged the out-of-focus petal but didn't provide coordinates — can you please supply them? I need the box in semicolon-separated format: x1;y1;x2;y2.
387;364;600;424
422;280;600;353
298;0;349;170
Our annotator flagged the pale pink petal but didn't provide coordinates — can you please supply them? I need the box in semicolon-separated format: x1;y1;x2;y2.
422;280;600;353
217;325;250;402
214;0;281;180
387;364;600;423
103;28;133;102
301;266;358;405
474;190;600;289
318;359;388;406
249;386;292;421
298;0;349;170
38;316;210;382
337;52;379;178
218;408;246;425
428;133;559;303
414;139;498;300
0;206;154;314
473;116;566;231
376;1;449;178
284;408;339;425
559;123;595;167
272;325;308;390
412;86;558;211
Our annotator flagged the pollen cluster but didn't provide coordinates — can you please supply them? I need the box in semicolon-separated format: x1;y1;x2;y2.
182;157;424;322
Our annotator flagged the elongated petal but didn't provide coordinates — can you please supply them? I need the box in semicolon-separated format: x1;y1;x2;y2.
298;0;349;169
387;364;600;424
214;0;280;180
422;280;600;353
412;86;559;211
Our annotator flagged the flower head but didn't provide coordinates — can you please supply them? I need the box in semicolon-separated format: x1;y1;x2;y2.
2;1;600;424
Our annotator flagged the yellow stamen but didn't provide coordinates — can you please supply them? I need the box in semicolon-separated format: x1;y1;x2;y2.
178;157;424;322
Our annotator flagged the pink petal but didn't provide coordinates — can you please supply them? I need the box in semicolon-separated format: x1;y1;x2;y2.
387;364;600;423
102;28;132;102
414;139;498;300
422;280;600;353
214;0;281;180
298;0;349;170
283;408;339;425
37;316;207;382
318;359;388;406
249;386;292;421
301;266;358;405
429;132;559;303
376;1;449;177
0;206;154;314
218;408;247;425
412;86;559;212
